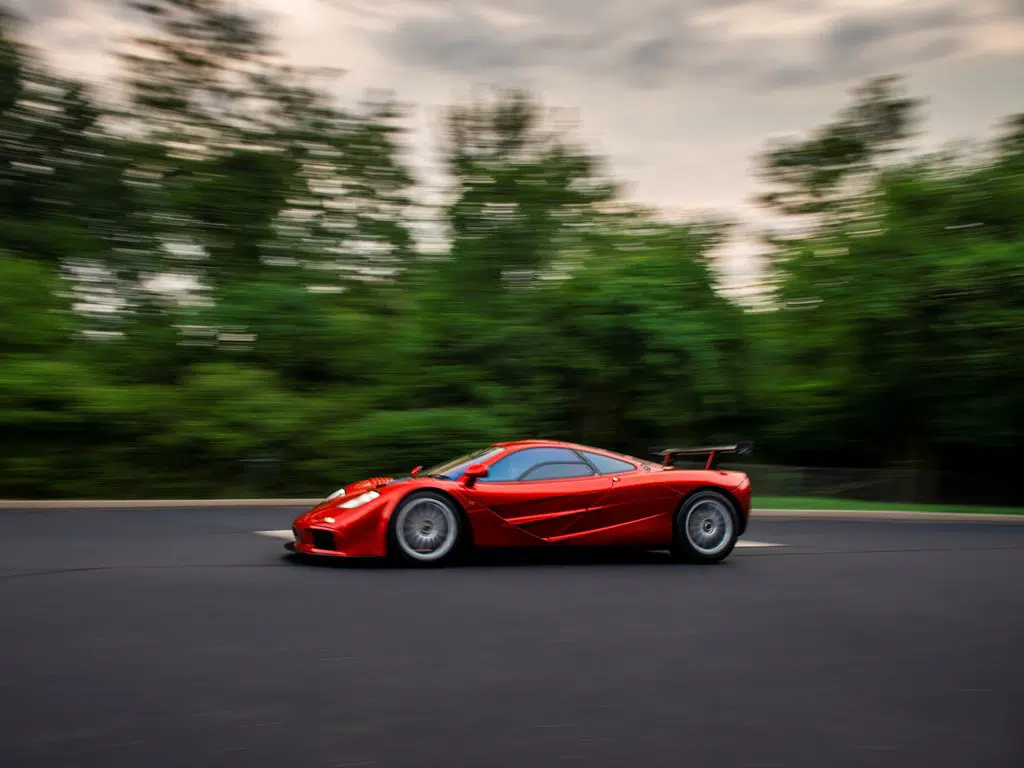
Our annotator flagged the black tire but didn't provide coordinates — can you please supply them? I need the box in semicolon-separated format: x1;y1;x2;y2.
388;490;467;567
670;489;739;564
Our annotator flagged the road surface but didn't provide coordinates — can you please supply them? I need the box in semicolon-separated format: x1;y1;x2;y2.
1;506;1021;768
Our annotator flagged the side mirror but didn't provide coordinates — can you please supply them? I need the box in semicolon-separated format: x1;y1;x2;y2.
410;465;422;477
460;463;489;487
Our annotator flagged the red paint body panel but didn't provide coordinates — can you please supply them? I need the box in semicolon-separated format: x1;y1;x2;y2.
289;440;753;559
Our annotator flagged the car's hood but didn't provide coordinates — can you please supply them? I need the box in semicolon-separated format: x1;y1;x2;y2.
305;475;432;517
326;474;419;503
344;476;398;494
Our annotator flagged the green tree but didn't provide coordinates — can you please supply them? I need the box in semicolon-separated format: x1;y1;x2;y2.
0;19;155;271
756;75;920;223
440;87;618;294
530;211;748;450
119;0;415;289
752;80;1024;470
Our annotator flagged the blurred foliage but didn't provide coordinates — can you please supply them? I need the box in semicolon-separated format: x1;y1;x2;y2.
0;6;1022;499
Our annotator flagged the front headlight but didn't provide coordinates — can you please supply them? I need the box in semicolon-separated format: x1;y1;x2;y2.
339;490;380;508
325;488;347;502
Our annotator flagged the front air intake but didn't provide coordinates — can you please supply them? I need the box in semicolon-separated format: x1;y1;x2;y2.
311;529;336;550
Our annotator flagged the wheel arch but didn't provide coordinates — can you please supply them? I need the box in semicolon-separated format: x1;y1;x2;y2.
676;485;748;537
387;486;476;555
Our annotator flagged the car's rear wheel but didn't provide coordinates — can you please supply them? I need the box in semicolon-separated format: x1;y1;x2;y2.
389;491;464;567
671;490;738;564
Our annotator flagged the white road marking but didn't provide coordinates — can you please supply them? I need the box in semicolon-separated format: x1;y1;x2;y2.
252;529;785;548
254;529;293;541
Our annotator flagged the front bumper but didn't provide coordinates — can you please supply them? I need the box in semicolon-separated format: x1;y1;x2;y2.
286;538;370;558
288;523;384;558
284;540;353;556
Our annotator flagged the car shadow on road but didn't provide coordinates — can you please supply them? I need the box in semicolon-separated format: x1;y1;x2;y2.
280;547;716;571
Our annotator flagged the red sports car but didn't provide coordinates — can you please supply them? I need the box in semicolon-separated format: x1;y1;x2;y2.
288;439;753;567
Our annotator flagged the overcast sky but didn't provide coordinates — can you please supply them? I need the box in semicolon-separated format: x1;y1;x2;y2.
7;0;1024;290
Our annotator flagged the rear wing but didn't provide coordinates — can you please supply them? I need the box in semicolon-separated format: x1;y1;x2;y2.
652;441;753;470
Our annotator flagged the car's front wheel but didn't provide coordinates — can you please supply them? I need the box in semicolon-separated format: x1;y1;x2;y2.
389;491;465;567
671;490;738;564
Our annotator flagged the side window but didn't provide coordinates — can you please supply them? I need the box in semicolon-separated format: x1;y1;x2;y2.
580;451;637;475
482;448;586;482
521;463;594;481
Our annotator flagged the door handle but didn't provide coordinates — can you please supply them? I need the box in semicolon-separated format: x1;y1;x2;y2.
612;477;620;482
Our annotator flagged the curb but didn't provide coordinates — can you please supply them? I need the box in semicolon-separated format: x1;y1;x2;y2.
0;499;320;509
754;508;1024;523
0;500;1022;523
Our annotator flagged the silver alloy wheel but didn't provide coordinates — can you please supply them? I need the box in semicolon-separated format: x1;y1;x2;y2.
684;497;734;556
394;497;459;562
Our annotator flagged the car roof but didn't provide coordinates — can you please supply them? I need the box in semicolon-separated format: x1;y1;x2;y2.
492;439;579;450
492;439;650;462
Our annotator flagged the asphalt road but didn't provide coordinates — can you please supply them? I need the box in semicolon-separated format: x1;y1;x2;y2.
1;507;1022;768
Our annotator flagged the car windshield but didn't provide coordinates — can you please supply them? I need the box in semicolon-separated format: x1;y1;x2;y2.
424;446;505;481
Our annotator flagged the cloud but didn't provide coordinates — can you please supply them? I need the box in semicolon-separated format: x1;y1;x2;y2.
760;5;969;88
4;0;282;34
388;4;639;83
1003;0;1024;19
382;0;980;92
3;0;72;21
9;1;1011;96
386;3;704;89
6;0;1023;294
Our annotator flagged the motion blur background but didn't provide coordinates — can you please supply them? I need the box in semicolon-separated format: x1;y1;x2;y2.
1;0;1022;506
